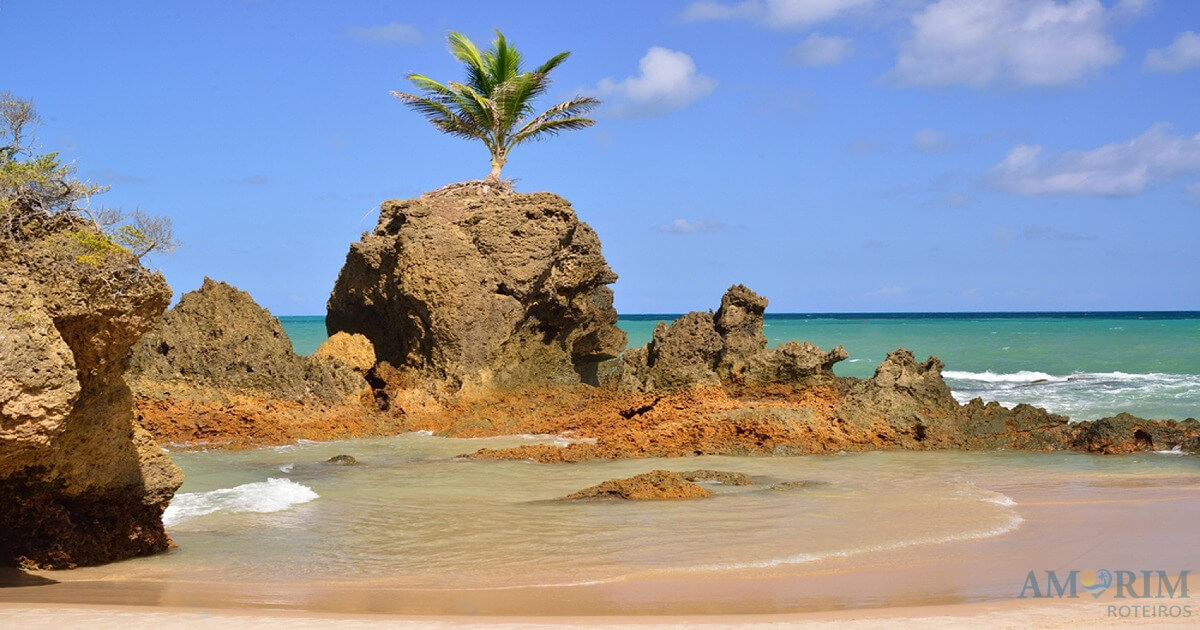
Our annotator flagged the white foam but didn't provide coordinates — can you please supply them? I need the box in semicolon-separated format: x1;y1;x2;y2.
944;370;1060;383
163;478;318;526
278;463;294;473
1154;446;1188;456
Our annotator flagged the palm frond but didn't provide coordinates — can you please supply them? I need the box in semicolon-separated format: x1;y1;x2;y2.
447;32;491;94
534;51;570;76
487;30;523;87
511;117;595;145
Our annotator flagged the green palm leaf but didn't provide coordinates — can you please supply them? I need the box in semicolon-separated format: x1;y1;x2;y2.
394;30;599;183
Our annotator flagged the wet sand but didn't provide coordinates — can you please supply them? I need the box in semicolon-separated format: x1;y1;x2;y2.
2;473;1196;625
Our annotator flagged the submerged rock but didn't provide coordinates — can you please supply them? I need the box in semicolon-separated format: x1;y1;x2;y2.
0;216;181;569
325;454;359;466
326;188;626;390
680;470;753;486
561;470;712;501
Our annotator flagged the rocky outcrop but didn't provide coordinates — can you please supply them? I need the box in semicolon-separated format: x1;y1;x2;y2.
315;332;376;373
606;285;846;390
680;470;753;486
128;279;397;447
1;216;182;569
561;470;712;501
326;188;626;390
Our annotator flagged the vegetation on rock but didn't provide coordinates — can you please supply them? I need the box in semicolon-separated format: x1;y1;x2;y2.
392;31;598;185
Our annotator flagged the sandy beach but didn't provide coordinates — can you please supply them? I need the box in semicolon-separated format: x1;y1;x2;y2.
3;461;1195;626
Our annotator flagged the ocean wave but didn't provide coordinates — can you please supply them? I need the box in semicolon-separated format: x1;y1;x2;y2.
944;369;1200;420
163;478;318;527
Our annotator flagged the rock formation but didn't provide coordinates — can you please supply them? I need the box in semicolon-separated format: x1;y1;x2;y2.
128;279;399;446
605;285;847;390
1;215;182;569
326;187;626;390
561;470;713;501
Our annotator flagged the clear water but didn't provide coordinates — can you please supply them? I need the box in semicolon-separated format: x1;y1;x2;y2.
76;436;1200;591
282;313;1200;421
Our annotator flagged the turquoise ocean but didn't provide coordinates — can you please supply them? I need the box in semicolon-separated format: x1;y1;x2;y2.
281;313;1200;422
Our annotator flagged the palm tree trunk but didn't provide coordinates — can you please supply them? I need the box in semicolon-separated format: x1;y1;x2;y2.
486;154;506;183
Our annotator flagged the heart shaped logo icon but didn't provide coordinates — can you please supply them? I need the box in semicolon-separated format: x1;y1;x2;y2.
1080;569;1113;598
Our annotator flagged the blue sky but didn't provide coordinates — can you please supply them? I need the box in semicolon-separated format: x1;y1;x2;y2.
3;0;1198;314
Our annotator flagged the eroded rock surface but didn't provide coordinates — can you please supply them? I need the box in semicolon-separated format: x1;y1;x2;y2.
129;279;396;446
1;216;182;568
561;470;712;501
606;285;846;390
326;188;626;390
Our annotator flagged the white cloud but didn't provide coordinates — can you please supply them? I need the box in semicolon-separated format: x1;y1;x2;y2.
1144;31;1200;73
988;124;1200;196
893;0;1122;87
681;0;874;29
594;47;716;116
912;128;950;153
681;0;760;22
657;219;726;234
789;33;854;66
867;286;909;298
344;23;422;45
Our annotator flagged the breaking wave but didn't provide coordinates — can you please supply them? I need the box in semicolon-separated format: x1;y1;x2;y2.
943;370;1200;420
163;478;318;526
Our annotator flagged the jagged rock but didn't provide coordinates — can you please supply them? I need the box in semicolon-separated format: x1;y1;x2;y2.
714;285;768;379
314;332;376;373
325;454;359;466
326;188;626;389
129;278;363;402
128;279;386;447
561;470;712;501
745;342;848;386
680;469;753;486
838;349;959;430
607;285;845;390
1;216;182;569
1070;413;1200;454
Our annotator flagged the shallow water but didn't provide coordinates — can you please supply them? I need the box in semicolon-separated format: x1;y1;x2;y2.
284;313;1200;420
90;436;1200;591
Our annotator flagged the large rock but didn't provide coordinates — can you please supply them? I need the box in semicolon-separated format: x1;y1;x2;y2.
128;279;387;446
608;285;846;390
129;278;364;402
326;188;626;389
561;470;712;501
1;216;182;569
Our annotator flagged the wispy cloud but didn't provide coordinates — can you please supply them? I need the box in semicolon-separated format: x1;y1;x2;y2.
657;218;726;234
788;33;854;67
987;123;1200;197
867;286;908;298
593;47;716;117
343;22;422;45
912;128;950;154
1019;225;1094;241
682;0;874;29
892;0;1123;87
1144;31;1200;73
230;175;270;186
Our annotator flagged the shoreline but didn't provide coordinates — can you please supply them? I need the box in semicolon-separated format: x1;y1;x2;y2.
4;471;1196;620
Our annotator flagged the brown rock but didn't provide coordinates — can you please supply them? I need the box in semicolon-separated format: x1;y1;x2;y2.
314;332;376;373
561;470;712;501
680;470;753;486
128;279;385;448
1;216;181;569
326;188;626;389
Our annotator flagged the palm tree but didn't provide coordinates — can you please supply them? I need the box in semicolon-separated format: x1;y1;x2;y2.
392;31;598;184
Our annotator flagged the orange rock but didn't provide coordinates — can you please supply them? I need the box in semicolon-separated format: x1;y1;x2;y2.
561;470;712;501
